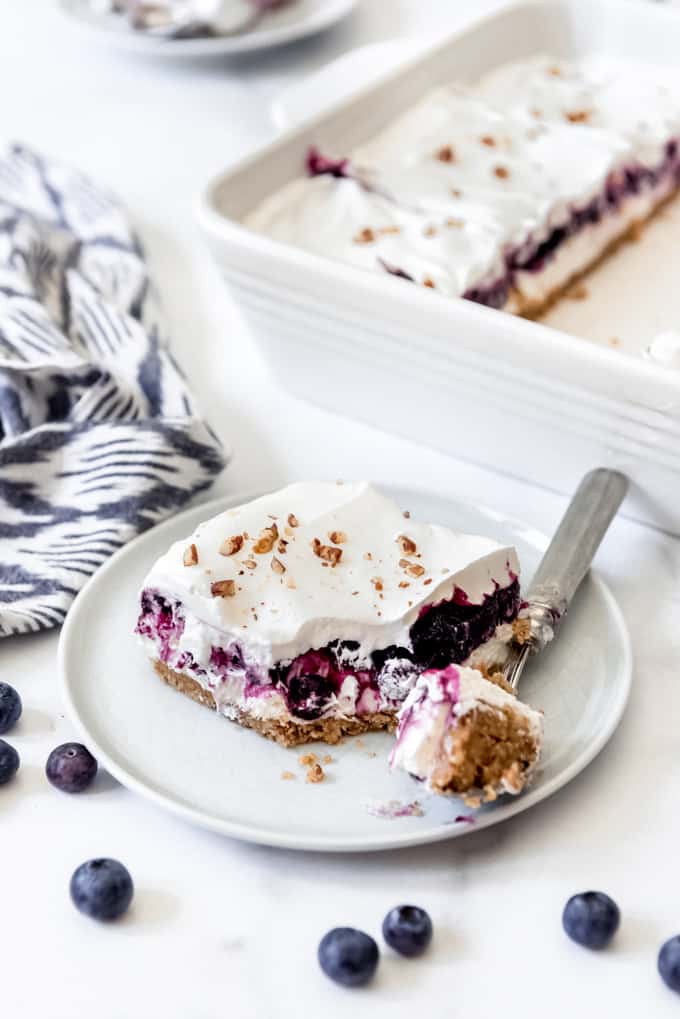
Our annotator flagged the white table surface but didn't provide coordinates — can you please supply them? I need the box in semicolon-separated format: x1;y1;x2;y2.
4;2;680;1016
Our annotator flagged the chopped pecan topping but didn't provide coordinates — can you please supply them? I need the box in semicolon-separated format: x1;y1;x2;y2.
548;65;562;76
286;577;297;590
450;188;462;198
271;556;286;575
211;579;236;598
277;538;288;554
530;107;543;119
328;530;347;544
403;509;411;518
493;165;510;179
281;770;295;781
354;227;376;244
363;552;373;561
219;535;243;557
565;110;591;124
312;538;343;566
378;225;401;235
183;543;198;567
252;524;278;554
446;217;464;228
435;144;456;163
423;578;432;585
287;513;299;528
299;753;317;766
371;577;384;592
423;224;438;237
398;581;410;589
400;558;425;578
243;559;257;570
480;135;496;146
423;278;436;288
397;534;417;555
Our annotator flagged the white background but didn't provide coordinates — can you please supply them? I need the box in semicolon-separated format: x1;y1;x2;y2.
3;2;680;1016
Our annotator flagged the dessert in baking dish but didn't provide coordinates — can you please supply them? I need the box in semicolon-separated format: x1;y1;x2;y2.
389;665;543;799
246;54;680;317
135;482;523;747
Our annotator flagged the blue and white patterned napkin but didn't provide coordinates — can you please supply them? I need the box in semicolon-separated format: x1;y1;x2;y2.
0;145;226;638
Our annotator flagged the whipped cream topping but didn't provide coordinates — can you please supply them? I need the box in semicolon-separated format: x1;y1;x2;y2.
390;664;543;795
477;54;680;167
140;482;519;667
245;53;680;309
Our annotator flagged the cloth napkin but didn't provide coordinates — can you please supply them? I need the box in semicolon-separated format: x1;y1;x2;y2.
0;145;226;638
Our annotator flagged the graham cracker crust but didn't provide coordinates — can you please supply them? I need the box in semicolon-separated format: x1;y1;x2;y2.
152;660;396;748
512;190;679;320
428;703;540;797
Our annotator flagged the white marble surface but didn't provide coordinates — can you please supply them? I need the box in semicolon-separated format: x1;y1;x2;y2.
3;2;680;1015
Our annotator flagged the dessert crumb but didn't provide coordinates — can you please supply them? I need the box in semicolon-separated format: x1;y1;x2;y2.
306;763;325;784
512;617;532;645
299;753;317;766
608;336;621;348
322;755;333;765
366;798;423;819
281;770;296;781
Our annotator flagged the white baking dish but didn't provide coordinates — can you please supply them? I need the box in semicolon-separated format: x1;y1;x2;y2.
198;0;680;533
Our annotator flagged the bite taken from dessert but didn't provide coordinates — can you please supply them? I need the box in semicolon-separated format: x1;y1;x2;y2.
135;482;542;801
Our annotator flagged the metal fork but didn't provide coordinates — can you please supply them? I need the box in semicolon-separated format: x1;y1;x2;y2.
504;468;629;690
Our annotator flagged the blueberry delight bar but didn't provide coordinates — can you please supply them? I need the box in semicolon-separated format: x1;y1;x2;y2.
246;55;680;317
390;665;543;800
135;482;523;747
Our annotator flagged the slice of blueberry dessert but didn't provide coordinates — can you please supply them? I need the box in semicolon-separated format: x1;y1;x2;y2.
135;482;524;747
246;55;680;320
390;664;543;800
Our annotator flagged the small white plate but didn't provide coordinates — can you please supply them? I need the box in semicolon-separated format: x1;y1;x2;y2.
57;485;632;852
58;0;358;58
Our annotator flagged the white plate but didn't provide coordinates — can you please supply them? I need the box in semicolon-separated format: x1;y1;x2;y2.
57;485;632;852
58;0;357;58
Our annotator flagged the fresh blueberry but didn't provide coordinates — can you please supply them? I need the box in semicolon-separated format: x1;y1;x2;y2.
562;891;620;949
46;742;98;793
382;905;433;957
318;927;379;987
0;740;20;785
658;935;680;993
0;683;22;735
70;859;133;921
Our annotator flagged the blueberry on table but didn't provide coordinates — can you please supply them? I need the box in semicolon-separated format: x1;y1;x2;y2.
0;683;22;735
562;891;620;949
658;935;680;993
70;859;134;921
46;742;98;793
382;904;433;957
318;927;379;987
0;740;20;784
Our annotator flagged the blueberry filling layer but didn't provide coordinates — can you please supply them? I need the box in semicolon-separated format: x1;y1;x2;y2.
307;139;680;311
463;141;680;309
136;579;520;722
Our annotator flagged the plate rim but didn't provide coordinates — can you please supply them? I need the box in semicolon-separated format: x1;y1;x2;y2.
58;0;358;57
57;484;633;852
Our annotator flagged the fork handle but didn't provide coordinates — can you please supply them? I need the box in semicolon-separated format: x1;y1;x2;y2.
523;468;629;651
